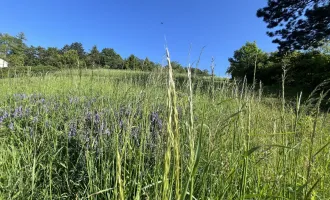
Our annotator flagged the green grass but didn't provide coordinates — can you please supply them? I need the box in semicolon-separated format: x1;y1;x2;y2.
0;68;329;199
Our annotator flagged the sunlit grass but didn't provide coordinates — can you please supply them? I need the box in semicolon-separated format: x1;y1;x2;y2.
0;68;329;199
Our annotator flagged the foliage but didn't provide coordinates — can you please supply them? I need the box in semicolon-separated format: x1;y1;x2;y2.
227;41;330;95
257;0;330;52
164;61;209;76
62;49;79;67
227;42;268;82
61;42;85;59
8;54;25;67
0;32;27;66
142;57;156;71
101;48;124;69
86;45;101;68
169;61;186;74
0;32;211;78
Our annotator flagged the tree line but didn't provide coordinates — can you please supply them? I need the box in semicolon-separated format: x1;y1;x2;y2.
227;0;330;91
227;41;330;89
0;33;209;76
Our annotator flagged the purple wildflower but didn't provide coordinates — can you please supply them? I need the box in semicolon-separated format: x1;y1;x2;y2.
8;122;14;131
99;121;105;133
131;126;140;146
69;97;79;104
68;123;77;138
105;128;111;136
94;112;100;125
29;127;34;138
0;111;8;124
150;111;163;141
44;120;50;128
86;112;92;121
3;111;9;119
150;112;163;129
25;108;31;116
12;106;23;118
14;93;28;100
32;117;38;124
119;120;123;129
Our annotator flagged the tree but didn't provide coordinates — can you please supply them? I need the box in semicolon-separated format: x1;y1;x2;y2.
227;42;268;82
318;39;330;54
0;33;15;58
257;0;330;52
0;32;27;66
87;45;101;68
285;50;330;87
100;48;123;69
62;50;79;67
190;68;209;76
165;61;185;74
125;54;141;70
8;54;25;67
44;47;62;67
61;45;70;54
24;46;41;66
14;32;27;55
61;42;85;59
35;46;47;65
70;42;85;59
143;57;157;71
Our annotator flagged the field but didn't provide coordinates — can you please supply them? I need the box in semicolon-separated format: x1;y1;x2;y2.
0;68;329;199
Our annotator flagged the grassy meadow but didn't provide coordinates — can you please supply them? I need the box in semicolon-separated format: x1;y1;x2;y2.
0;66;329;199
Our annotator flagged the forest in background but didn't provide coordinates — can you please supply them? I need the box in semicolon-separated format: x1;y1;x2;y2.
227;41;330;92
0;33;209;76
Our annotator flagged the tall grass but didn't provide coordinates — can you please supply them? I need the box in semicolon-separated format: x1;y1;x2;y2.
0;60;329;199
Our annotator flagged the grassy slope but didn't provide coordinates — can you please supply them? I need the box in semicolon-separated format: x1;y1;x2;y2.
0;69;329;199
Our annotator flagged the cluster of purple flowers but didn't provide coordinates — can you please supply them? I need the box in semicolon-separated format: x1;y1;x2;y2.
0;105;30;131
0;92;171;198
1;93;165;151
150;111;163;138
0;110;9;124
68;122;77;138
13;93;29;100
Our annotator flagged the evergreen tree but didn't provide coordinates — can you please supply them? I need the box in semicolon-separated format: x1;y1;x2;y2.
257;0;330;52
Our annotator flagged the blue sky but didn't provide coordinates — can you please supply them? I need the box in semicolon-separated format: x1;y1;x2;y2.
0;0;277;76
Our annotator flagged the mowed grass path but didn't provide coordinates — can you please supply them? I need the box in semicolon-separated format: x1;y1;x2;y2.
0;69;329;199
